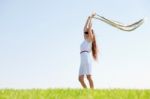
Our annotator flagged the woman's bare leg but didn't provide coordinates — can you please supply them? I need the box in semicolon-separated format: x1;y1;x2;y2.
86;75;94;89
78;75;87;88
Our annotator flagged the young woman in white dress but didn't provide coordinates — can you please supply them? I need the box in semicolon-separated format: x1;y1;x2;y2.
78;13;98;89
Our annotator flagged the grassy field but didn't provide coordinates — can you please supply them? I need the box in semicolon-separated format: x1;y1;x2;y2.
0;88;150;99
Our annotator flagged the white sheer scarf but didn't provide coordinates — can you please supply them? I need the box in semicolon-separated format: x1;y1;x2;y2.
94;14;144;31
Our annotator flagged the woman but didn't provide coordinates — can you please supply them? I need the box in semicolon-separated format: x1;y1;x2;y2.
78;13;98;89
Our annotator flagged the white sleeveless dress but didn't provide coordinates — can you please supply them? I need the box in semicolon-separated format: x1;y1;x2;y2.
79;39;92;75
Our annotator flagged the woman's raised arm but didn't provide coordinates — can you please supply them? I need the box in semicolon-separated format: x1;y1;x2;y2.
84;16;91;32
87;13;96;42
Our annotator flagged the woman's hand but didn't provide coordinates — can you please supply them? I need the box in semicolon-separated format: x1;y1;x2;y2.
91;12;96;18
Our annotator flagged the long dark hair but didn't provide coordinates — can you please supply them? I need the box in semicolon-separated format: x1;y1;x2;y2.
91;30;98;61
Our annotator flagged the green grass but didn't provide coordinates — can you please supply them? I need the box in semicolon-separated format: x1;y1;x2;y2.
0;88;150;99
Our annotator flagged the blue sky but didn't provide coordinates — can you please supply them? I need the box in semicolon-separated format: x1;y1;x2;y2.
0;0;150;89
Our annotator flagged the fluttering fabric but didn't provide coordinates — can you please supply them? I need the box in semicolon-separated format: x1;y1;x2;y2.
94;14;144;31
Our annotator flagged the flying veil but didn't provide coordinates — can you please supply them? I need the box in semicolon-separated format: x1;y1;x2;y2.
93;14;144;31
